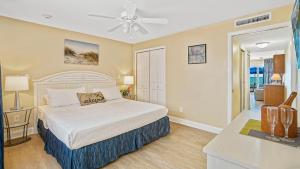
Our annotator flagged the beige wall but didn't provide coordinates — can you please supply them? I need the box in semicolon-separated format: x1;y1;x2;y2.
0;16;133;112
133;5;293;128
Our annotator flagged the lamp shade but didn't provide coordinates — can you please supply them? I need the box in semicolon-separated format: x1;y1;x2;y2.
5;76;29;91
271;74;281;81
124;76;134;85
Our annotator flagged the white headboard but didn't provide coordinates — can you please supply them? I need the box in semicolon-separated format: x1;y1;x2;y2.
33;71;116;107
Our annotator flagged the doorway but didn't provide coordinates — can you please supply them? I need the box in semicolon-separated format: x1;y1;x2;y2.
228;23;297;124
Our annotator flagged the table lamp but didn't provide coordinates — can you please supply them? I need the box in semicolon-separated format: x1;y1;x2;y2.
271;73;282;85
5;76;29;110
123;75;134;94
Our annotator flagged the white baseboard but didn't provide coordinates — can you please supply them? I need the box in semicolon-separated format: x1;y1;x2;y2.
168;116;223;134
4;127;36;141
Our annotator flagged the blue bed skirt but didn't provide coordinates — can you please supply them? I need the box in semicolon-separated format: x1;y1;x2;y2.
37;117;170;169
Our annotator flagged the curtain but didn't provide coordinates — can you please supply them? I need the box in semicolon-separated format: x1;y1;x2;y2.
264;58;273;85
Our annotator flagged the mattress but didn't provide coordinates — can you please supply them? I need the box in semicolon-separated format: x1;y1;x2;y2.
38;99;168;149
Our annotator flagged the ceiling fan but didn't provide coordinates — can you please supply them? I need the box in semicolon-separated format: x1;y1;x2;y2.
88;1;168;35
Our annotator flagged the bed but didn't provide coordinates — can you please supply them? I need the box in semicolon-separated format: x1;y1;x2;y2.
33;71;170;169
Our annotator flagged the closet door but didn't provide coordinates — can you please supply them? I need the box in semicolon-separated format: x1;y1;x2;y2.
149;49;166;105
149;51;158;104
136;51;150;102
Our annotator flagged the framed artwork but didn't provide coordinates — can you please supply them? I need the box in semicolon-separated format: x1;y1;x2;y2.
188;44;206;64
64;39;99;65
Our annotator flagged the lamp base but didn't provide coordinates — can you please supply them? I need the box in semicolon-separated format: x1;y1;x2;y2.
11;91;22;111
127;86;132;95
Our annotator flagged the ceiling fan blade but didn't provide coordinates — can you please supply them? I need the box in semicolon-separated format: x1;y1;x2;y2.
88;14;117;19
107;24;123;32
134;23;148;34
124;1;136;19
138;18;168;24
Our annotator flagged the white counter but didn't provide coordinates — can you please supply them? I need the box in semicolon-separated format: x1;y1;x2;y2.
203;110;300;169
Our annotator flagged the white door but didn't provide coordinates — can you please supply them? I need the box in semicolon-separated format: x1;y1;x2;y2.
149;49;166;105
136;51;150;102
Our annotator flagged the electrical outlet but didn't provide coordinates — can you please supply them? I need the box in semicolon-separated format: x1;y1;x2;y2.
179;106;184;113
13;115;20;123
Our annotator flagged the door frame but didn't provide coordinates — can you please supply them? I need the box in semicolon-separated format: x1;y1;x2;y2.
134;46;166;103
227;22;291;125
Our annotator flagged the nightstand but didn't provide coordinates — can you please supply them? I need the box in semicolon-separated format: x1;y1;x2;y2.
4;107;33;147
124;95;136;100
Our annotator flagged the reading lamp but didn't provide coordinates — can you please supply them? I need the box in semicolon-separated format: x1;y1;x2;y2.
5;76;29;110
271;73;282;85
123;76;134;94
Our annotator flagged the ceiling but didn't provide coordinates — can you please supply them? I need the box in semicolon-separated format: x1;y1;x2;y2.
235;27;290;60
237;27;290;52
0;0;294;44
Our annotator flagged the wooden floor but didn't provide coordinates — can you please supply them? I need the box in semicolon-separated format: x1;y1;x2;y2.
4;123;215;169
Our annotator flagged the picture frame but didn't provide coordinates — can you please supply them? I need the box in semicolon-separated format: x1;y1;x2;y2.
188;44;207;64
64;39;99;65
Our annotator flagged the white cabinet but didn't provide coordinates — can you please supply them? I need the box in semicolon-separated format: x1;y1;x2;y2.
207;155;246;169
136;48;166;105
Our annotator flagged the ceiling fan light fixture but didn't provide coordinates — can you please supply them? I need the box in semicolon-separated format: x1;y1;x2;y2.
121;11;127;18
88;1;168;35
123;23;129;28
123;26;130;33
133;24;139;31
256;42;270;48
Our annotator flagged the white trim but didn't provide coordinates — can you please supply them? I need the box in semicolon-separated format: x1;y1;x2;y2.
33;70;116;84
33;71;116;107
229;22;290;37
4;127;36;141
134;46;166;54
168;115;223;134
227;32;233;125
227;22;291;125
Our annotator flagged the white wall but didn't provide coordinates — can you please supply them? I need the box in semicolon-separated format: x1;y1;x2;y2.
286;38;298;105
250;59;264;67
285;41;293;98
288;35;300;126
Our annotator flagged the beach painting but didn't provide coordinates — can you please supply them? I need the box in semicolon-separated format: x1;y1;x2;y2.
64;39;99;65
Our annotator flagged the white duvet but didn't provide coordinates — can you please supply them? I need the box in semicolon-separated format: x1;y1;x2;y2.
38;99;168;149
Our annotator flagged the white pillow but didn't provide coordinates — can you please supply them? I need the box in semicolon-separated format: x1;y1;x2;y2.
93;87;122;100
47;87;85;107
